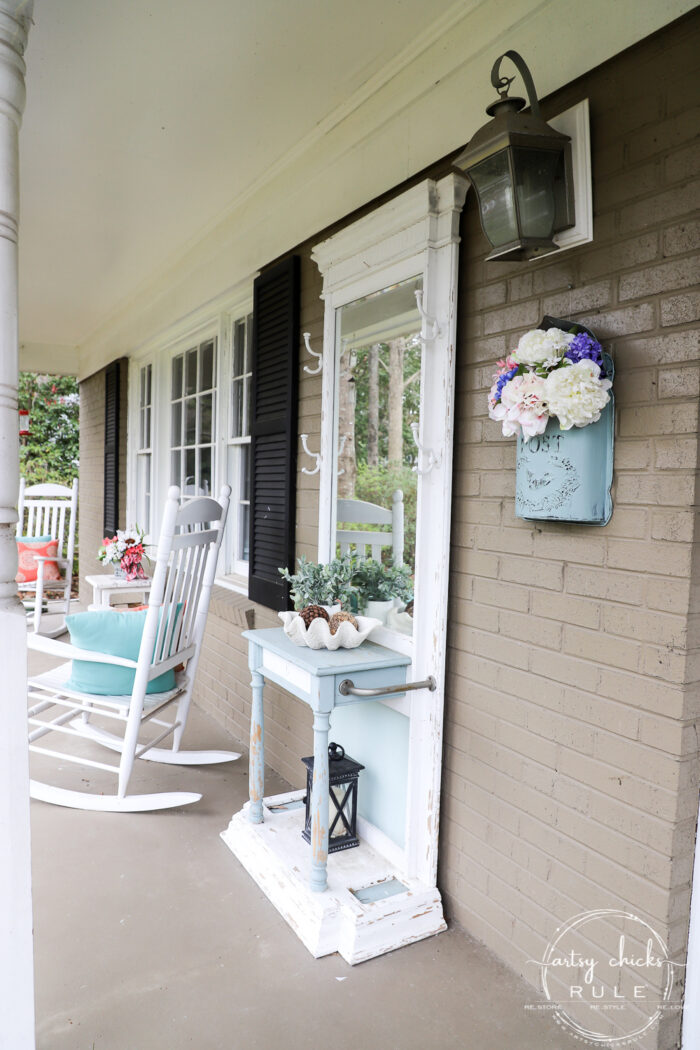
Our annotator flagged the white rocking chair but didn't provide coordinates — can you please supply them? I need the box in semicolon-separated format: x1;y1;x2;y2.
17;478;78;637
27;484;239;812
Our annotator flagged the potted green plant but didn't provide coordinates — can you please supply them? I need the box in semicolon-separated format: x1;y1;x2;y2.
279;552;358;611
353;558;413;623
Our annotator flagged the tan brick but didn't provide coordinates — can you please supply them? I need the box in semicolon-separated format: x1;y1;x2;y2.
532;530;606;566
499;609;562;651
603;605;686;647
619;403;699;437
530;590;600;630
603;506;649;539
613;440;651;470
606;538;692;577
472;575;529;613
578;232;659;283
639;715;696;757
482;300;540;335
614;330;699;369
654;437;698;471
646;575;691;615
594;163;658;210
665;140;700;183
615;472;696;506
651;509;696;544
499;553;563;591
663;218;700;257
529;647;599;693
629;107;700;164
619;256;700;301
542;281;612;317
661;290;700;326
566;565;645;605
658;366;700;399
620;179;700;233
563;623;641;673
597;667;685;717
613;369;656;406
594;733;681;793
507;272;533;301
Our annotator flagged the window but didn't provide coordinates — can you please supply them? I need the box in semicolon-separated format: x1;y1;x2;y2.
227;315;252;576
136;363;153;530
170;339;216;497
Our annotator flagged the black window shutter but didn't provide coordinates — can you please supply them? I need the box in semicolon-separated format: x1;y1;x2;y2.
103;361;120;538
248;256;300;610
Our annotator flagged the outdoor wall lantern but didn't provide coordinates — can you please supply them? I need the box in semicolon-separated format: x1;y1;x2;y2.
454;50;575;261
302;742;364;853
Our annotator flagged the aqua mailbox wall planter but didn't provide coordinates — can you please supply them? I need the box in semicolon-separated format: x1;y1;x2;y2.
515;353;614;525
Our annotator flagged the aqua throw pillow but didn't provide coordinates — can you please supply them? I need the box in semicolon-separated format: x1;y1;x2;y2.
66;609;178;696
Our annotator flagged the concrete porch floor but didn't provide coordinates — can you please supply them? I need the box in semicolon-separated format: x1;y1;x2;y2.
29;645;576;1050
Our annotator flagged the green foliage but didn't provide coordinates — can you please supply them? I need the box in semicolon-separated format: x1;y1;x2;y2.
279;552;358;611
353;558;413;607
352;339;422;467
19;372;79;485
353;462;417;573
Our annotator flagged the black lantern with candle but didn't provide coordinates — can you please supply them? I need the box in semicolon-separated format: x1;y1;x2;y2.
302;742;364;853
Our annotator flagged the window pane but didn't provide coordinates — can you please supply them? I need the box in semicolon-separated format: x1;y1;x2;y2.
186;348;198;395
185;397;196;445
231;377;244;438
146;363;152;405
244;377;251;437
185;448;196;493
233;320;245;377
199;393;213;443
201;341;214;391
172;355;183;399
142;406;151;449
241;444;250;501
139;407;146;449
171;401;182;447
199;447;212;496
171;450;181;486
240;504;250;562
245;313;253;373
140;368;146;408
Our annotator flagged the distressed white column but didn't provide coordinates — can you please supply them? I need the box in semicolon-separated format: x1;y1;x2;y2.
0;3;35;1048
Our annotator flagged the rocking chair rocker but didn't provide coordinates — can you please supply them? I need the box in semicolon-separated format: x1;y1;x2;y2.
27;485;239;812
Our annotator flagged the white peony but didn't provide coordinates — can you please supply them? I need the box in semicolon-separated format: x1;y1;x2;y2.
543;360;612;430
512;327;575;368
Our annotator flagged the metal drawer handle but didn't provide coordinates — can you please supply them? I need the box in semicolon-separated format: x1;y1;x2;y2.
338;676;437;698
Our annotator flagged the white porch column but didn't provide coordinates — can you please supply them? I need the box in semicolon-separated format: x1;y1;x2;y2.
0;3;35;1048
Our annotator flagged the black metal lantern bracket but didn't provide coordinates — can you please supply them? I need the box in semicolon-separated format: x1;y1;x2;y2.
454;50;576;262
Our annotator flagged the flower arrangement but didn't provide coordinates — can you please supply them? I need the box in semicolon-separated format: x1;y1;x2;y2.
488;327;612;441
98;526;149;581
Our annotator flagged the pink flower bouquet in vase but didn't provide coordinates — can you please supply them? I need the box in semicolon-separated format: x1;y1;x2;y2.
98;526;150;581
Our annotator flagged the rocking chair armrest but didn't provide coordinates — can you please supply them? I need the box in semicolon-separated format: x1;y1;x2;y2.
27;632;139;669
32;554;69;567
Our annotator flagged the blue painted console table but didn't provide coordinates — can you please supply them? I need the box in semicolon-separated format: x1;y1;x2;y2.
243;628;411;893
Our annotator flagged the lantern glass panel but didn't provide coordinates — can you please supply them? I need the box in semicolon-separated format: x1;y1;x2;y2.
512;147;560;239
330;784;352;839
468;148;517;249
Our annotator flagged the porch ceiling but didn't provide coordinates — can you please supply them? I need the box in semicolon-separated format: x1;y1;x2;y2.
18;0;458;358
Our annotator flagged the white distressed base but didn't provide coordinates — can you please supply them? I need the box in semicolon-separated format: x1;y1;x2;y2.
221;791;446;964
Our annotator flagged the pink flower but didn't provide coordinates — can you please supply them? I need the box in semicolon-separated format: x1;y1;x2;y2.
490;373;548;441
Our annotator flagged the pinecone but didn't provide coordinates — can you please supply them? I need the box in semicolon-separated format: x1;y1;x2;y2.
298;604;329;629
329;611;358;635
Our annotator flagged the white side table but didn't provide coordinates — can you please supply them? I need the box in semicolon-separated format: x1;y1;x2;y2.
84;573;152;612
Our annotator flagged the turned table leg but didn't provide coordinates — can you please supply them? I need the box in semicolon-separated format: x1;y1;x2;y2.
309;710;331;892
248;669;264;824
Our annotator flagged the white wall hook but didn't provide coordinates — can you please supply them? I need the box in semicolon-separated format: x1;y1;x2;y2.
302;332;323;375
336;434;348;476
300;433;321;475
411;421;441;475
414;290;441;343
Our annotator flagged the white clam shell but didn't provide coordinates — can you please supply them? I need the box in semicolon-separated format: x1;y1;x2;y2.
278;607;381;649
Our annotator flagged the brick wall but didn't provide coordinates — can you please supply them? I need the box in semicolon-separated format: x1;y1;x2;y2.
440;15;699;1047
78;358;128;603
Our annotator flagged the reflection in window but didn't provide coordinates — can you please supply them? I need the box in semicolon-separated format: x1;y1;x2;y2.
335;276;422;580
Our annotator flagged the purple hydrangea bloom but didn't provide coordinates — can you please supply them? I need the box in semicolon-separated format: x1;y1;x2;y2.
565;332;606;377
494;366;519;403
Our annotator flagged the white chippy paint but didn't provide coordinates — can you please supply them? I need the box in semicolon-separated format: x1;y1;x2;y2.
312;173;467;887
222;794;446;964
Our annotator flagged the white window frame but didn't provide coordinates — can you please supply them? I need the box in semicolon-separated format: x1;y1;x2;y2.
126;281;255;587
311;174;467;885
